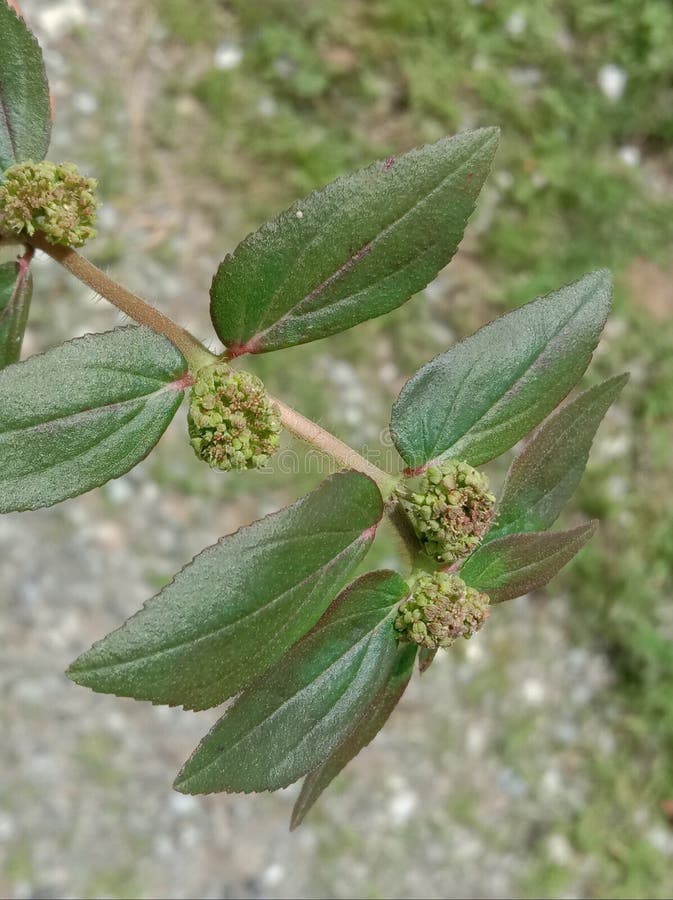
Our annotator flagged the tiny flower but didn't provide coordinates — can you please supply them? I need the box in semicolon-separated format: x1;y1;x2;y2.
187;363;282;471
0;160;99;247
397;459;495;564
395;571;490;650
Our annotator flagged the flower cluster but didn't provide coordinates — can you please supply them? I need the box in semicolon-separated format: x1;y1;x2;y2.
395;572;490;650
0;160;99;247
397;459;495;564
187;363;282;471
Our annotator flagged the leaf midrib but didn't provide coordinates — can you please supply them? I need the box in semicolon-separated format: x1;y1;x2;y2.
467;527;592;592
250;138;491;341
0;376;177;436
426;290;592;461
70;530;373;677
181;608;396;785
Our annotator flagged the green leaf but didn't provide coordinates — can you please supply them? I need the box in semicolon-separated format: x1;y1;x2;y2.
0;259;32;368
391;271;612;469
460;522;597;603
68;471;383;711
418;646;437;674
488;374;628;540
0;2;51;170
290;641;417;829
210;128;499;354
0;326;187;512
174;570;408;795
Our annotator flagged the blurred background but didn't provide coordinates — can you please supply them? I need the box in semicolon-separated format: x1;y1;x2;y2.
2;1;673;897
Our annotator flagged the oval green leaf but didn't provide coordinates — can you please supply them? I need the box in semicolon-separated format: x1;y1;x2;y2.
0;2;52;170
0;258;32;368
0;326;187;512
291;641;417;829
174;570;408;794
460;522;597;604
68;471;384;712
391;271;612;469
488;374;628;540
210;128;499;354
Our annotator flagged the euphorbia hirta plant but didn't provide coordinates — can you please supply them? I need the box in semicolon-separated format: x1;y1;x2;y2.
0;2;627;828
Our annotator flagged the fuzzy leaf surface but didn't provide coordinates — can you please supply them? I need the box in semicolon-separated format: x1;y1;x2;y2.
291;641;417;828
0;259;32;367
391;271;612;469
211;129;498;353
460;522;597;603
174;570;408;794
68;472;383;711
488;374;628;539
0;326;186;512
0;1;51;169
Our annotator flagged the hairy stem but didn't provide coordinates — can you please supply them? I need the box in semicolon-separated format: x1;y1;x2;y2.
26;235;411;539
28;236;215;369
272;397;396;493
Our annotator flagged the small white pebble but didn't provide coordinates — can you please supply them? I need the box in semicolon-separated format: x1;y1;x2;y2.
618;145;640;167
466;723;488;754
464;639;485;662
171;793;199;815
606;475;628;500
37;0;87;40
105;478;132;505
214;42;243;71
505;10;527;37
598;64;627;101
0;812;15;841
73;92;98;115
647;826;673;856
495;170;514;190
546;832;573;865
541;768;563;797
521;677;546;705
508;66;542;87
257;95;277;118
262;863;286;888
388;790;418;826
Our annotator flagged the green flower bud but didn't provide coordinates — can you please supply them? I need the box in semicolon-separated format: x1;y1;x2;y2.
395;572;490;650
0;161;99;247
397;459;495;564
187;363;282;471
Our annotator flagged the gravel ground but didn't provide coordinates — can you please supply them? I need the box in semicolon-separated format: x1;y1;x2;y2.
1;3;670;898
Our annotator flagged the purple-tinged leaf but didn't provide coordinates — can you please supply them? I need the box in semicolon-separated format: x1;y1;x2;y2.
211;129;498;354
488;374;628;540
291;641;417;829
0;326;187;512
460;522;597;603
174;571;408;795
391;271;612;470
0;257;32;368
418;646;437;674
68;472;383;712
0;1;51;170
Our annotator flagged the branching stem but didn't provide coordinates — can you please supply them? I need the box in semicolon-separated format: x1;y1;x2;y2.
24;235;411;538
271;397;396;494
28;236;215;369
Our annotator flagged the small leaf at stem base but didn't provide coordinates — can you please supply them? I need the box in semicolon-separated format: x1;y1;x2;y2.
460;522;597;603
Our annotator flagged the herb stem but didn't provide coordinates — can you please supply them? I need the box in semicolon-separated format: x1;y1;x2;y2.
271;396;396;494
27;236;215;369
27;235;411;540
